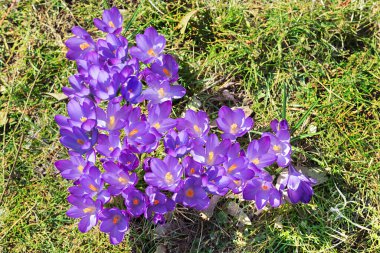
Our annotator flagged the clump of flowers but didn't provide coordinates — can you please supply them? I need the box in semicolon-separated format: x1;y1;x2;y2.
56;7;316;245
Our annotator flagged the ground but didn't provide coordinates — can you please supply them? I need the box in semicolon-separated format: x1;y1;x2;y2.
0;0;379;252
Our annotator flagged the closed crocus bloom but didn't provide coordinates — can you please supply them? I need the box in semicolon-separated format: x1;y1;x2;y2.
99;208;129;245
216;106;254;140
281;164;317;204
94;7;123;35
120;76;143;104
144;156;183;192
129;27;166;64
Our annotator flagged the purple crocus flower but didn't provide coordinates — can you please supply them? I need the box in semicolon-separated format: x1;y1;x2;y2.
99;208;129;245
280;164;316;204
65;26;96;60
262;132;291;167
119;149;140;171
123;188;147;217
120;76;143;104
270;119;290;135
173;177;209;210
164;130;192;158
144;156;183;192
94;7;123;35
59;126;98;154
89;66;120;100
69;166;110;204
55;155;92;181
142;76;185;104
223;156;253;181
102;161;138;195
201;166;231;196
148;54;179;83
177;109;209;140
96;99;130;131
191;134;230;166
182;156;203;177
147;101;176;135
216;106;254;140
145;186;175;221
129;27;166;64
97;33;128;65
96;133;122;159
63;75;90;98
243;177;282;210
66;195;101;233
67;98;97;131
245;136;277;169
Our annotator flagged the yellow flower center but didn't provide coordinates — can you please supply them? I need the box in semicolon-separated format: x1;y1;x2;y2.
108;21;115;28
79;42;90;50
227;164;237;173
157;88;165;98
153;122;161;129
165;172;174;184
109;147;114;151
80;116;87;122
77;165;84;173
193;124;201;134
163;68;171;77
89;184;98;192
207;152;214;164
230;123;238;134
118;177;128;184
186;188;194;198
273;145;281;152
83;206;95;213
252;158;260;165
147;48;156;56
112;215;120;224
109;116;115;129
128;128;139;137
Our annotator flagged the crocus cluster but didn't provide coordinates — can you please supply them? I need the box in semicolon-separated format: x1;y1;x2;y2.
56;7;316;245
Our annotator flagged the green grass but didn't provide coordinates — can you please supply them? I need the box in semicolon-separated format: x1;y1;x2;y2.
1;0;379;252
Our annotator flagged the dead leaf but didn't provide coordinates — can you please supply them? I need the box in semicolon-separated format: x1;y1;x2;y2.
154;244;167;253
0;110;8;126
176;10;198;35
226;201;251;226
298;166;328;185
45;92;68;101
200;195;221;220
